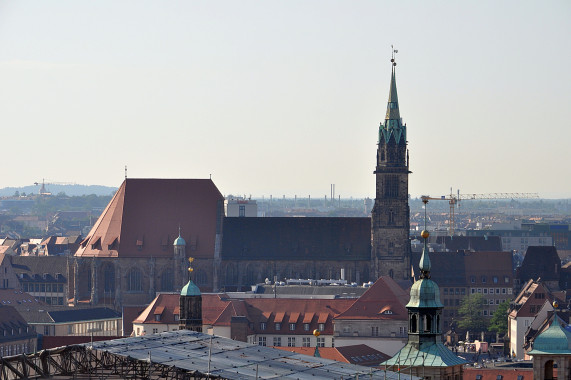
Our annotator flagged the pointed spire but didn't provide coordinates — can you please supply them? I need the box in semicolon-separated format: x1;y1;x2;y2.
385;47;401;121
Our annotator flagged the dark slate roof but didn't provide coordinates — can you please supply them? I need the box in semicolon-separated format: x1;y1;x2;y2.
436;236;502;252
11;256;68;282
411;251;466;286
518;246;561;283
222;217;371;261
48;307;121;323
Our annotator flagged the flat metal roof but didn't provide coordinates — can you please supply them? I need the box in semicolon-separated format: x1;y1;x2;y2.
87;330;417;379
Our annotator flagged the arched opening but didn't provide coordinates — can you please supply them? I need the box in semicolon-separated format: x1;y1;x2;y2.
389;269;394;279
436;314;440;333
544;359;556;380
160;268;174;291
410;314;418;333
127;267;143;292
425;315;432;332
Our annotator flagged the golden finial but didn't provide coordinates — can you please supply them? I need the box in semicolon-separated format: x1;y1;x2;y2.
313;329;321;337
188;257;194;273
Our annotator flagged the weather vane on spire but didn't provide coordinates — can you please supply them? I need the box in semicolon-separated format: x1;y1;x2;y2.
391;45;398;66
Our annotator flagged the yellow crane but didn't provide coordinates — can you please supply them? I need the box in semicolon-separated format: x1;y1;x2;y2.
420;190;539;236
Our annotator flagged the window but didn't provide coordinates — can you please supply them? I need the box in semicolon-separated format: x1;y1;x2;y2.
455;299;460;306
493;276;498;284
160;269;174;292
477;288;482;293
318;323;325;332
490;288;494;294
127;268;143;292
302;337;311;347
483;289;488;294
260;322;266;331
471;288;475;294
481;276;487;283
517;376;524;380
239;205;246;217
371;326;379;336
273;337;281;347
496;376;503;380
455;288;460;295
476;376;482;380
496;288;500;294
287;337;296;347
502;288;506;294
471;276;475;283
461;288;466;295
289;323;296;331
505;276;510;284
303;323;310;331
399;327;406;336
275;323;281;331
258;337;266;346
317;337;325;347
444;299;448;306
152;328;158;334
384;175;399;198
174;314;179;321
508;288;513;294
444;288;448;295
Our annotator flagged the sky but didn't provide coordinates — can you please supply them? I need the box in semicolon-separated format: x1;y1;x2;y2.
0;1;570;199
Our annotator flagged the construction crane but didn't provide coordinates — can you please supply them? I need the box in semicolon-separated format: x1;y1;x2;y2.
420;190;539;236
34;179;76;195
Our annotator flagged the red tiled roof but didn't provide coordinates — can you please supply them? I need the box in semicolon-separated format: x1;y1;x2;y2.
303;312;314;323
289;312;300;323
75;179;223;259
335;276;408;320
274;311;285;323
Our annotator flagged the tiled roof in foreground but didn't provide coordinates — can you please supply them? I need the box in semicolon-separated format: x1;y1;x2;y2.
87;330;418;379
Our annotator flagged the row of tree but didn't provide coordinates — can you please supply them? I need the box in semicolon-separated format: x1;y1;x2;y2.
456;294;510;335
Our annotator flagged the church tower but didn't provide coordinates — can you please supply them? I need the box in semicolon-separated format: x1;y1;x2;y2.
371;50;411;280
381;202;467;379
179;257;203;332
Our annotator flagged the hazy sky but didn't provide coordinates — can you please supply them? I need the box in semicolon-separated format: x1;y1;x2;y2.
1;1;570;199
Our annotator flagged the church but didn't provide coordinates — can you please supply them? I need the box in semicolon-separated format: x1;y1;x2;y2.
69;55;412;309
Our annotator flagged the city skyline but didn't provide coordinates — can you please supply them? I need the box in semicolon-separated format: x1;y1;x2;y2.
1;1;570;198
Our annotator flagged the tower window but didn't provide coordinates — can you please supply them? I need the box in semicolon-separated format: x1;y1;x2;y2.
384;176;399;198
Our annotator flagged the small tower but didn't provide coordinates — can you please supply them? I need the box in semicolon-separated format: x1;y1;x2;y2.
371;47;411;280
381;199;466;379
173;229;187;291
179;257;203;332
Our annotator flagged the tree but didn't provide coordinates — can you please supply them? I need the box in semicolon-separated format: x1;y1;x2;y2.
489;300;510;335
457;293;488;332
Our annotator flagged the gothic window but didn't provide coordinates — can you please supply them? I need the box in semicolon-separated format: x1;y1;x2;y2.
103;265;115;293
384;175;398;198
87;268;92;292
388;209;395;225
160;269;174;291
127;268;143;292
389;269;394;278
194;270;207;286
424;315;432;332
226;264;237;285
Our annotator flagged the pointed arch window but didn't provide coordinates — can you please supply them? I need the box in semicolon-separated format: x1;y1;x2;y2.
103;265;115;293
127;268;143;292
160;269;174;292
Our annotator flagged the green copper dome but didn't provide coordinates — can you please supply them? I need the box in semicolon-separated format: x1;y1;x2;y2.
180;279;201;297
529;316;571;355
173;235;186;246
407;278;443;308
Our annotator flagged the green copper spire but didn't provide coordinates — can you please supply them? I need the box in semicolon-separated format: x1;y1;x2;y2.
385;63;400;121
378;47;406;145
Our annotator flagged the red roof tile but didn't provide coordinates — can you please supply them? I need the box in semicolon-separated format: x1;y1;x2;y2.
75;179;223;259
335;276;408;320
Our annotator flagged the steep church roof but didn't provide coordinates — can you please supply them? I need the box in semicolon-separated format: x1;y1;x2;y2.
75;179;223;259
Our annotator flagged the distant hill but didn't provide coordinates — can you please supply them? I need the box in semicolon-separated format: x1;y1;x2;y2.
0;184;118;197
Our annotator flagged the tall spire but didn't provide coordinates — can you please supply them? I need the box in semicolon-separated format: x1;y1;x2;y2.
385;46;401;121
